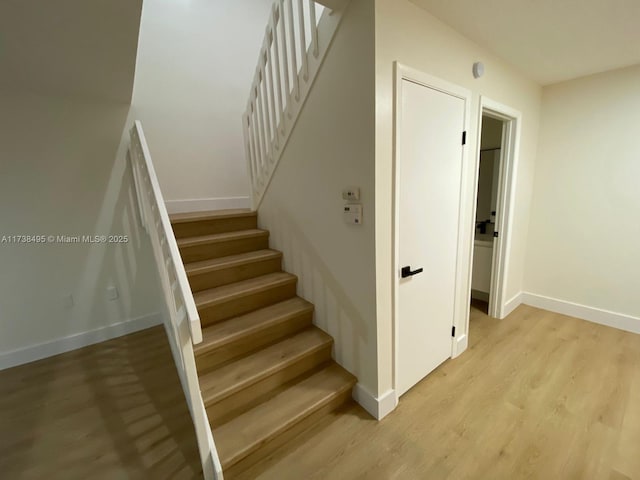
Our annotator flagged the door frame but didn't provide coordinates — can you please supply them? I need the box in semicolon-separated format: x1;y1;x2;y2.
392;63;472;393
473;97;522;319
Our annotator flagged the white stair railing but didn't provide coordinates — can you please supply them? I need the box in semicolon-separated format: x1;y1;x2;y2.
242;0;348;208
129;121;223;480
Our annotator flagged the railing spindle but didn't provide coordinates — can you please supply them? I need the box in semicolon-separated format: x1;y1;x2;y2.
286;0;299;101
259;56;274;163
250;111;260;188
265;26;279;151
250;98;265;185
255;72;270;171
272;3;285;134
278;0;291;119
243;111;258;191
242;0;342;208
297;0;308;81
308;0;319;58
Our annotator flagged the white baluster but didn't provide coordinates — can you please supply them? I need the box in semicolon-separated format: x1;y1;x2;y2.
248;105;260;189
272;3;285;135
255;74;269;174
259;58;274;166
278;0;290;122
286;0;299;102
265;25;279;151
250;98;265;186
297;0;308;81
308;0;319;58
243;111;258;190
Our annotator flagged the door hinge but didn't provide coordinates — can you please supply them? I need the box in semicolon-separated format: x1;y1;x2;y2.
452;326;456;337
462;131;467;145
493;231;499;238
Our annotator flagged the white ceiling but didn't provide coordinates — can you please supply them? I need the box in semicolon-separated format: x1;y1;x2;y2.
410;0;640;85
0;0;143;102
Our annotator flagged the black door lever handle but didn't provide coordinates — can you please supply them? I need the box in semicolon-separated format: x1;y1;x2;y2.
401;266;423;278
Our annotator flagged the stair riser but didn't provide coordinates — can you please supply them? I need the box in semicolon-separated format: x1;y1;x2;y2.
223;391;354;477
199;281;297;326
180;235;269;263
172;215;257;239
188;256;282;292
207;346;332;428
195;310;313;372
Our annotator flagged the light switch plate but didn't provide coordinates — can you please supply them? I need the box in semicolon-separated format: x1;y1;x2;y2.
342;186;360;201
343;204;363;225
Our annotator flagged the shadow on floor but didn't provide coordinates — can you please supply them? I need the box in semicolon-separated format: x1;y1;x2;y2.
470;298;489;315
0;326;202;480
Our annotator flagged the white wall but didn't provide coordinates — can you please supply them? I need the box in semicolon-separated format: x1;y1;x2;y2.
131;0;274;209
524;65;640;324
374;0;542;397
0;0;142;103
258;0;377;394
0;90;162;368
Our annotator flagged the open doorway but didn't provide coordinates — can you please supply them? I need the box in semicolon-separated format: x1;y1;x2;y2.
469;98;521;320
471;115;503;314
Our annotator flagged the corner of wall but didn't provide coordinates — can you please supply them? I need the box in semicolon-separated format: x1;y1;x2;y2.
353;383;398;420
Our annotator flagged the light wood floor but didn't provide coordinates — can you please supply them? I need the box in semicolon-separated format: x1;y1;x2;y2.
241;304;640;480
0;327;202;480
2;304;640;479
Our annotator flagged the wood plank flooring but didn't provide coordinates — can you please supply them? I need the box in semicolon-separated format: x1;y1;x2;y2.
239;304;640;480
2;304;640;479
0;327;202;480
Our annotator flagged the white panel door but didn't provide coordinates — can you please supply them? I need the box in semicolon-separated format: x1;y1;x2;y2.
397;79;465;396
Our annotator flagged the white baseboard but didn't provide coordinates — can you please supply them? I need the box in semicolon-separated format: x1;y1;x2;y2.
452;334;468;358
522;292;640;334
502;292;523;318
352;384;398;420
0;313;163;371
165;196;251;214
471;289;489;302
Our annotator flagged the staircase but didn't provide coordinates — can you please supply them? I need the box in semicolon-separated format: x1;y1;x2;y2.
171;209;356;478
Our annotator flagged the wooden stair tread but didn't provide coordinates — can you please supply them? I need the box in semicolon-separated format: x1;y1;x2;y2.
169;209;359;474
177;229;268;248
199;327;331;406
194;297;313;356
170;209;255;224
185;249;281;276
194;272;296;308
214;363;356;469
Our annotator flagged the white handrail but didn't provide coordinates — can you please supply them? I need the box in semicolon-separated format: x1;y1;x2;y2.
129;121;223;480
243;0;347;208
131;122;202;344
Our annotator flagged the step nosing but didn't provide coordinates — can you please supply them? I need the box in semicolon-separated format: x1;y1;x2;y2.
195;312;311;353
194;302;314;354
195;278;297;306
170;209;256;223
186;252;281;275
178;230;268;247
220;380;353;467
202;340;331;404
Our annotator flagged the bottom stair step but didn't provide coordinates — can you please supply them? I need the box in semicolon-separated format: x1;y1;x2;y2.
213;363;356;474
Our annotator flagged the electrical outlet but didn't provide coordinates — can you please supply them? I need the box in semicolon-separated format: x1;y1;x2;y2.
106;286;119;301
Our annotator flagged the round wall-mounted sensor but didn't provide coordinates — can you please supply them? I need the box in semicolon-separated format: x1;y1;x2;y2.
473;62;485;79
